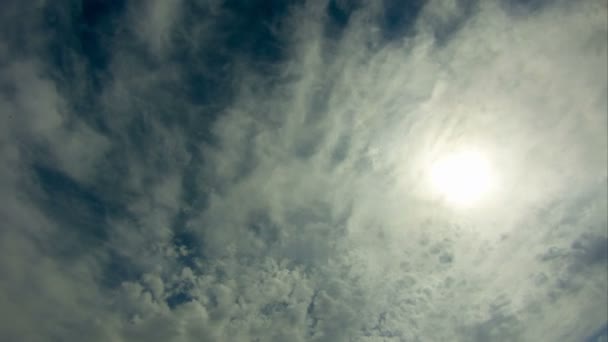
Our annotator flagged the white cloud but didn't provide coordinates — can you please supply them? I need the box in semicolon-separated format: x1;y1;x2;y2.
184;0;607;340
0;0;606;341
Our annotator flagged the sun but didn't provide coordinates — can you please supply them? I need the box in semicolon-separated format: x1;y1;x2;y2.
429;149;494;207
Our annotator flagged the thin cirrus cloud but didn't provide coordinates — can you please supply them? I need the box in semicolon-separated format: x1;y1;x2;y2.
0;0;606;341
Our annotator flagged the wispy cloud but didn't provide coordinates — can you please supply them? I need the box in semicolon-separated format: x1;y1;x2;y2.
0;0;606;341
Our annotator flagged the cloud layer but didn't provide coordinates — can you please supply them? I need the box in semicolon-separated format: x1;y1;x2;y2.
0;0;606;341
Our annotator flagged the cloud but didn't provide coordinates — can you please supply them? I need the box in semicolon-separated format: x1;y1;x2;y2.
131;0;184;56
0;0;606;341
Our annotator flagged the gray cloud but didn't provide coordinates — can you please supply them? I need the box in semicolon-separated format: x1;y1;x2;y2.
0;0;606;341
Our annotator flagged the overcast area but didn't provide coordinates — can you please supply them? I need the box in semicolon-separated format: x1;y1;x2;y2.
0;0;606;341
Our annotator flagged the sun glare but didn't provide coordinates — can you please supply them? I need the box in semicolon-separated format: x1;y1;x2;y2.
430;150;493;207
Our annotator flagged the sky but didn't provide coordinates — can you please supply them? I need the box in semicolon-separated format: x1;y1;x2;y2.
0;0;606;341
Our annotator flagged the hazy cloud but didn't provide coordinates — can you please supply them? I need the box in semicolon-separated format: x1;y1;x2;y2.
0;0;606;341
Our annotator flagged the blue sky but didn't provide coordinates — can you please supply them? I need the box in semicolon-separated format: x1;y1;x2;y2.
0;0;606;341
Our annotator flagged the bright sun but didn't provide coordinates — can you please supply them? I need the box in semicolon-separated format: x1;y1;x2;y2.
430;150;494;207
